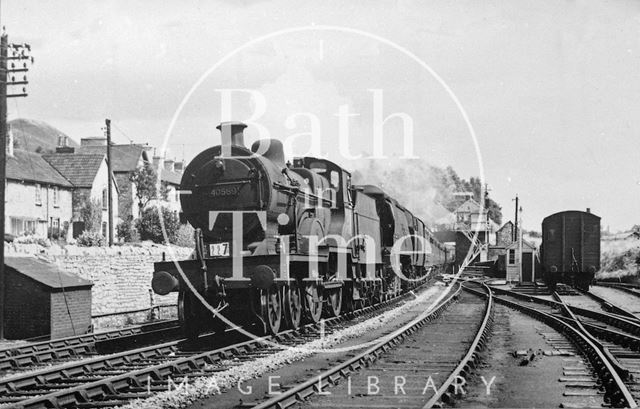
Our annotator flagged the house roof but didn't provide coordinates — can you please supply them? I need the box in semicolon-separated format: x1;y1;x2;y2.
42;153;105;188
6;149;73;187
455;198;482;213
498;221;514;231
506;239;536;251
78;144;148;173
5;257;93;290
159;168;182;185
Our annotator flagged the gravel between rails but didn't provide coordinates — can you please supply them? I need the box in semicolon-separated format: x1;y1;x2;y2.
458;303;606;408
292;289;487;408
116;284;449;409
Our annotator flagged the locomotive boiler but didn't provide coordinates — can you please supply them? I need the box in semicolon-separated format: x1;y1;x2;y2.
151;121;448;337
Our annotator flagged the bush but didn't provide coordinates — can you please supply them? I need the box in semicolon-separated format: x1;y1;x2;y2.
77;230;106;247
117;218;139;243
136;206;180;244
174;224;195;248
15;234;51;247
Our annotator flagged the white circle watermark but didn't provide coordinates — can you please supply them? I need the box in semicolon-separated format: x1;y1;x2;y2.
156;24;486;353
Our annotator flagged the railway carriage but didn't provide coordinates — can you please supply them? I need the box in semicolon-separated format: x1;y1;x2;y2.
541;209;600;291
151;121;448;338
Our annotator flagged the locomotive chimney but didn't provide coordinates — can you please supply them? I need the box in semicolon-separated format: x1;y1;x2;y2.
216;121;247;147
586;208;591;213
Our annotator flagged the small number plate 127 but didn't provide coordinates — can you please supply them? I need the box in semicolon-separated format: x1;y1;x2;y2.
209;242;229;257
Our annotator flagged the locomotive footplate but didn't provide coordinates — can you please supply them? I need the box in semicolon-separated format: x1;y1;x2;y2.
153;253;341;295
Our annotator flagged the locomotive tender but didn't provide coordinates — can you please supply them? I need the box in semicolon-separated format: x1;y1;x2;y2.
152;121;449;337
541;209;600;291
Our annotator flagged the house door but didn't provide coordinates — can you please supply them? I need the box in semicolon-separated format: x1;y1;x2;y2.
522;252;533;282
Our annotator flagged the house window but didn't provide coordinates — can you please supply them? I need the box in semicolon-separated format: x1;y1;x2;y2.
35;183;42;205
52;186;59;207
10;217;21;235
508;249;516;265
25;219;36;234
11;217;38;236
102;188;108;210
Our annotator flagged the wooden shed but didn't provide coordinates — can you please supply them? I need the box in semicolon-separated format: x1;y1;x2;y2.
505;240;537;283
4;257;93;340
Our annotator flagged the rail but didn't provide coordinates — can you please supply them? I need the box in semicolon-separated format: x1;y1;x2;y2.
251;283;465;409
422;281;493;407
2;283;426;408
482;286;637;408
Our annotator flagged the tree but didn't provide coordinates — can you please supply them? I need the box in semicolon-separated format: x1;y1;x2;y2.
80;199;102;232
130;163;167;216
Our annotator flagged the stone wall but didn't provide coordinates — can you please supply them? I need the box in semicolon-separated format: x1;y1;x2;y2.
6;242;193;331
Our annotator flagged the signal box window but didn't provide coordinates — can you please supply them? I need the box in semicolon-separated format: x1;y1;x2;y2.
508;249;516;265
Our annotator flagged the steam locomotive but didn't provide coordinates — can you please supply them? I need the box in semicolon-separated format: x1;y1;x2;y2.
152;121;449;337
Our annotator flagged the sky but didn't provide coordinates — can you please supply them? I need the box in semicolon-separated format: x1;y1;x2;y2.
2;0;639;232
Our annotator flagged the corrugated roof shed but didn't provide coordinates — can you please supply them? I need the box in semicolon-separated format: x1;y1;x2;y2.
78;144;147;172
42;153;105;188
6;149;72;187
5;257;93;290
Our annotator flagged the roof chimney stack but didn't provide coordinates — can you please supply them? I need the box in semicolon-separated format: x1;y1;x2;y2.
153;156;163;170
216;121;247;148
81;137;107;147
56;135;75;153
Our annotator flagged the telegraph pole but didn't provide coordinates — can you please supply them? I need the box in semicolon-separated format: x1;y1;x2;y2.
0;34;7;340
513;194;519;242
105;119;113;247
0;32;33;339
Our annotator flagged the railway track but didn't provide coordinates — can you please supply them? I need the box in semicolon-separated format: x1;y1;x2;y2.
0;320;180;374
485;284;637;407
490;285;640;338
591;283;640;318
553;291;640;405
0;284;428;409
242;281;491;409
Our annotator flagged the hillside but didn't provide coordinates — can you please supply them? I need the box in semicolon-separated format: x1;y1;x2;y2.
8;118;78;154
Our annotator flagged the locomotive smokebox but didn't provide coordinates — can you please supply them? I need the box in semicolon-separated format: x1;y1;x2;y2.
217;121;248;147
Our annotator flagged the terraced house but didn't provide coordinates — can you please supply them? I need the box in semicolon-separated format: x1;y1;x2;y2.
77;138;183;220
42;143;119;240
5;137;73;239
